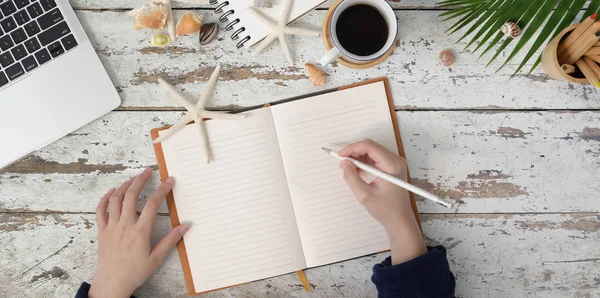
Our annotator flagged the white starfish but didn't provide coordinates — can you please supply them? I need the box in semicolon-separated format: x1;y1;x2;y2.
153;64;245;163
249;0;320;66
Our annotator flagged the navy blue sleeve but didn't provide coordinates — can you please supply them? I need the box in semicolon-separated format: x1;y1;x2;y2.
75;282;91;298
371;246;455;298
75;282;136;298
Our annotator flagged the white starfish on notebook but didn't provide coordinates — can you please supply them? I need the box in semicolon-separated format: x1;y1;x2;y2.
153;64;245;163
249;0;320;66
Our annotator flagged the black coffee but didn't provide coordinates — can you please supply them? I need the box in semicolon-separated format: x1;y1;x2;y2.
336;4;389;56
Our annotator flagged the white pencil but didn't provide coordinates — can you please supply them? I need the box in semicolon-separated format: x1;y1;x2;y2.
322;148;454;209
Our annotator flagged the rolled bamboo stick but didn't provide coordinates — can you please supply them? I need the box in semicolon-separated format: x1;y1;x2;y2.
583;56;600;80
558;13;597;56
575;58;600;87
561;64;577;74
585;47;600;56
559;29;600;65
584;54;600;64
541;24;588;84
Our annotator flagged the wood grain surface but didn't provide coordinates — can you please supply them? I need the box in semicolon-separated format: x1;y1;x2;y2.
1;111;600;214
69;0;440;10
76;10;598;109
1;213;598;297
1;0;599;297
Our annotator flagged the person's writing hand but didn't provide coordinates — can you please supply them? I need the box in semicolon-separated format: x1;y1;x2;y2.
338;139;426;264
89;168;189;298
338;139;411;229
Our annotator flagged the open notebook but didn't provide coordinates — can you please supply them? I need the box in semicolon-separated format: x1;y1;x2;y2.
151;78;420;295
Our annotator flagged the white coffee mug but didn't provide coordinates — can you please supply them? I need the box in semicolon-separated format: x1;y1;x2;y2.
320;0;397;66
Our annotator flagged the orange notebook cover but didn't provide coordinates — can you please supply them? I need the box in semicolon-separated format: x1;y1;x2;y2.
151;77;421;295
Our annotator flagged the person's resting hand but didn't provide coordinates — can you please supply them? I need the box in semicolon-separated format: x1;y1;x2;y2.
338;139;427;265
89;168;189;298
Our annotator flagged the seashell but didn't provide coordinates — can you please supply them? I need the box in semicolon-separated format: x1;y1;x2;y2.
304;63;326;86
133;2;168;30
253;0;273;8
176;11;203;36
199;22;219;45
500;22;521;38
439;48;454;67
151;33;171;47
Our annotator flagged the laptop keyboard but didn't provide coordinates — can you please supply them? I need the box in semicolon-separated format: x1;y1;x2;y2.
0;0;78;88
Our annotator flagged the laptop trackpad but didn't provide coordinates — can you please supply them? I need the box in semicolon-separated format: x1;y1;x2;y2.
0;84;62;168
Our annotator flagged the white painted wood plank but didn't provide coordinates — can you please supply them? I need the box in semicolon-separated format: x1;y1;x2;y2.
69;0;435;10
1;111;599;213
402;111;600;213
76;10;600;109
1;213;598;297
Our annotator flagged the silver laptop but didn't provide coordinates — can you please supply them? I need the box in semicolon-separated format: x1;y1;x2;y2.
0;0;120;169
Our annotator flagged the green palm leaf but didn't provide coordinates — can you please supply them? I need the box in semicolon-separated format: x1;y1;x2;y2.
581;0;600;21
477;0;535;58
456;0;508;44
486;0;543;66
438;0;597;76
440;4;482;21
438;0;487;8
445;3;491;34
526;0;587;75
472;0;532;55
460;0;513;48
503;0;562;74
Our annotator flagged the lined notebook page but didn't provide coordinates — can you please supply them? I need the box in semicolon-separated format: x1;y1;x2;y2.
159;108;305;292
271;82;399;267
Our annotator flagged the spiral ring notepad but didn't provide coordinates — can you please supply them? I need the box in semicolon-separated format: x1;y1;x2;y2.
210;0;326;49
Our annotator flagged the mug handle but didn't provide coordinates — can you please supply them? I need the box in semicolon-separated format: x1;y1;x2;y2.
320;47;341;66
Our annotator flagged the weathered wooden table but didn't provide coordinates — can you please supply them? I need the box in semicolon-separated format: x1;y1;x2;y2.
2;0;600;297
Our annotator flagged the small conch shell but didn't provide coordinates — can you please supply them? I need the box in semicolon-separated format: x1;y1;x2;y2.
304;63;326;86
253;0;273;8
439;48;454;66
199;22;219;45
133;3;168;30
151;33;171;47
176;11;203;36
500;22;521;38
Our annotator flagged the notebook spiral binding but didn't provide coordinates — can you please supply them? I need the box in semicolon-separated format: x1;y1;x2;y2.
210;0;251;49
